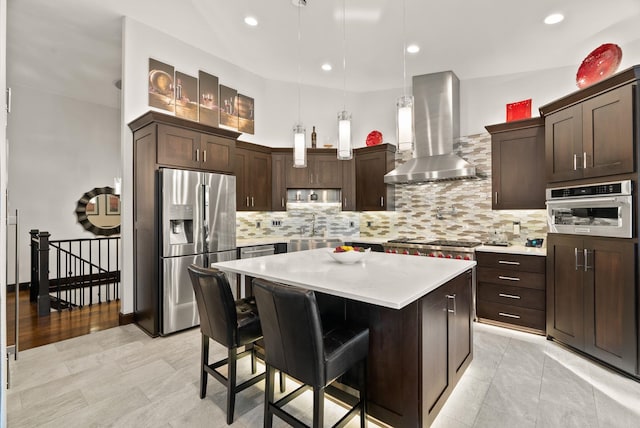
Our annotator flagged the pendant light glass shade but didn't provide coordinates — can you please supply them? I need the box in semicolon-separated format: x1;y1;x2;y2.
293;124;307;167
337;110;352;160
396;94;414;153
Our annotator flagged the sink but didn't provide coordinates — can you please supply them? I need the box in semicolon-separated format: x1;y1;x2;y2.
288;238;343;252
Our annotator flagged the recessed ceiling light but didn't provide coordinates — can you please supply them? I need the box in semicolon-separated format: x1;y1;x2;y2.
544;13;564;25
407;44;420;54
244;16;258;27
321;63;332;71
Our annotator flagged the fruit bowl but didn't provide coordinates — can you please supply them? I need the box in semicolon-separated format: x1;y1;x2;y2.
327;247;371;264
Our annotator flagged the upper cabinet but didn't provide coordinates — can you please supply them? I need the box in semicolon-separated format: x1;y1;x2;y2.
284;150;342;189
486;117;545;210
271;151;287;211
540;66;640;183
136;113;237;174
355;144;396;211
235;141;272;211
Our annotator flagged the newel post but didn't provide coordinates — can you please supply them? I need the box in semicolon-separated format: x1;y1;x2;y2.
37;231;51;316
29;229;39;302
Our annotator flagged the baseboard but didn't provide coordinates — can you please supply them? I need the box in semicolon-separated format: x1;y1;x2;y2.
119;312;135;325
7;281;30;292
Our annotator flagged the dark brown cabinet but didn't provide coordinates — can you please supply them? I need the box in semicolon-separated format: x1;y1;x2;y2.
486;117;545;209
355;144;396;211
285;150;342;189
543;82;636;183
422;270;473;425
341;158;356;211
157;123;235;173
356;269;473;427
235;142;272;211
476;251;546;333
547;234;637;374
270;151;287;211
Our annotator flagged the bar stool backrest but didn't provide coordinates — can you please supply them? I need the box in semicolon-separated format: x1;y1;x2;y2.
253;278;326;386
188;265;238;347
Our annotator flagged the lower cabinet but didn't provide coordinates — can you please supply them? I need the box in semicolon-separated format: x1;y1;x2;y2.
422;271;472;424
547;234;637;375
349;269;473;427
476;251;546;333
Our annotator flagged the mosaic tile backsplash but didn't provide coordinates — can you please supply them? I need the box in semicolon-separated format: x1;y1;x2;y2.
237;133;547;244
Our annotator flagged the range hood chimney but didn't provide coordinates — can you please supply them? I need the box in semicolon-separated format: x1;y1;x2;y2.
384;71;476;184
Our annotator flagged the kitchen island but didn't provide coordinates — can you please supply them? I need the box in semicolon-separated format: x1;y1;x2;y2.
213;249;476;427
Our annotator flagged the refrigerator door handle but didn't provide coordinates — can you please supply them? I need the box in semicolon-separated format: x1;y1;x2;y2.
202;183;210;252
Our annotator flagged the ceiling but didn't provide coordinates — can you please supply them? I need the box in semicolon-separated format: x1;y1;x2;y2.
7;0;640;109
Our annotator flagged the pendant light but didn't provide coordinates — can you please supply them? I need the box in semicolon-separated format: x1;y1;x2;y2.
337;0;352;160
293;0;307;168
396;0;414;153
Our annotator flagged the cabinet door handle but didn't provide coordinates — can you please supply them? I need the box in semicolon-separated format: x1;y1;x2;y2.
281;198;285;208
573;153;577;171
584;248;592;272
495;192;499;204
196;149;200;162
446;294;456;314
343;197;347;208
251;197;255;207
575;247;583;271
203;150;207;163
499;293;521;300
583;151;587;169
498;275;520;281
246;196;250;207
380;196;384;207
499;312;521;319
498;260;520;265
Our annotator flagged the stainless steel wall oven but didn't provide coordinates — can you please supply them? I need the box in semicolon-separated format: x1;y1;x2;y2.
546;180;632;238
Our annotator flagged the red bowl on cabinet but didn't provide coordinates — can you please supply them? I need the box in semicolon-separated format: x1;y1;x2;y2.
366;130;383;146
576;43;622;89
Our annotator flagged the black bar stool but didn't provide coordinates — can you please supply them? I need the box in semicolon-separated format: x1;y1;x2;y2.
253;278;369;428
187;264;265;425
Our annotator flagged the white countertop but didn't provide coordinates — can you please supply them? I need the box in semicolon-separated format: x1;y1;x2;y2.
476;244;546;256
212;248;476;309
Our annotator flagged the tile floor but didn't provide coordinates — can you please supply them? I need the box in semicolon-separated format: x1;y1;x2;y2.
6;322;640;427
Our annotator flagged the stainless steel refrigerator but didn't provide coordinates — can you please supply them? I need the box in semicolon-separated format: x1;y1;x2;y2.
160;168;236;335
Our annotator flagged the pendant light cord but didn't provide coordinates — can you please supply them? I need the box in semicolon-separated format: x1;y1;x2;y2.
342;0;347;110
402;0;407;97
297;2;302;124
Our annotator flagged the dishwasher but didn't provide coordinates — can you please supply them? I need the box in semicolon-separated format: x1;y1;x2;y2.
238;244;276;297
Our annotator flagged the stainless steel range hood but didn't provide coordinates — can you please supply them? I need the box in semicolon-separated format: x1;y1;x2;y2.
384;71;476;184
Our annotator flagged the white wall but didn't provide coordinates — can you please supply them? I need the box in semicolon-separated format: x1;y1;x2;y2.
6;84;120;281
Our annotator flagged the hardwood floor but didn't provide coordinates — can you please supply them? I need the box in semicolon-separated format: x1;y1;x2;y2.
5;288;120;351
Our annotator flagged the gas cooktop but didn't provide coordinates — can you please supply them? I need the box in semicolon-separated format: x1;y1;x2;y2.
386;238;482;248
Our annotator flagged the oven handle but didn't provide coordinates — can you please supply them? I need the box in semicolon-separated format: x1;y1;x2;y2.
546;197;623;206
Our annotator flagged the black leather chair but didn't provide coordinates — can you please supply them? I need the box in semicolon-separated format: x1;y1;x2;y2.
253;278;369;428
187;264;265;425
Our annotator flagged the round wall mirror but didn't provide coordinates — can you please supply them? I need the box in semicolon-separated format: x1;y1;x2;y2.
75;187;121;236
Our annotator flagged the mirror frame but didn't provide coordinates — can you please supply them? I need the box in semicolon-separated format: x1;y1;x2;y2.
75;186;121;236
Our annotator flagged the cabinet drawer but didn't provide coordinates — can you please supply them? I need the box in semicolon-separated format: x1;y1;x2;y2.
477;267;545;290
477;300;545;331
477;283;545;310
476;252;545;273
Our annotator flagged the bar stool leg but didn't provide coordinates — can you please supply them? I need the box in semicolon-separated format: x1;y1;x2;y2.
227;347;237;425
312;386;324;428
361;358;368;428
279;371;286;392
264;364;275;428
200;334;209;399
